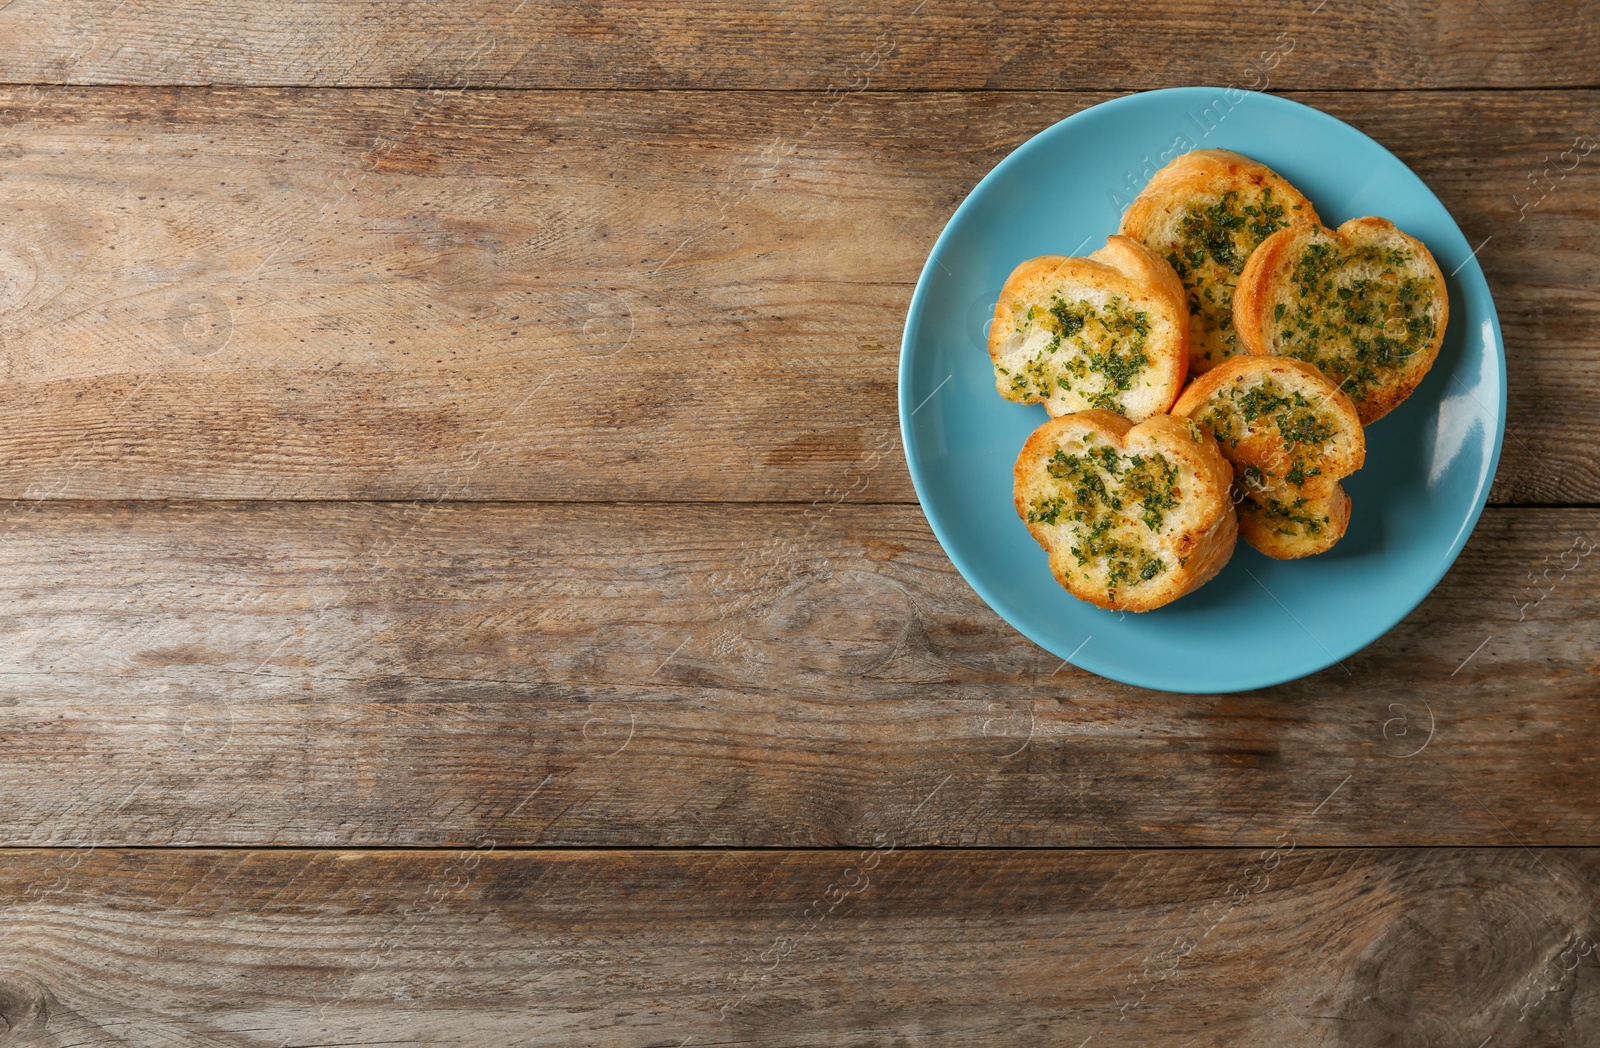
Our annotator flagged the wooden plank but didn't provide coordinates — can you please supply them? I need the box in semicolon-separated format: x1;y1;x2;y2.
0;500;1594;848
0;88;1590;502
0;0;1593;90
0;846;1596;1044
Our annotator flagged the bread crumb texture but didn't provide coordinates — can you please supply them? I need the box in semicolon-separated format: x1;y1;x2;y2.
994;291;1158;416
1174;356;1366;560
1120;150;1318;374
1016;415;1232;610
1158;186;1301;366
1264;227;1442;414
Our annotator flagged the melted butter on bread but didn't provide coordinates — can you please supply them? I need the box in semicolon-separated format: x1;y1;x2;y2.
1014;411;1237;611
1119;150;1318;375
1233;217;1447;424
1173;355;1365;559
989;237;1189;422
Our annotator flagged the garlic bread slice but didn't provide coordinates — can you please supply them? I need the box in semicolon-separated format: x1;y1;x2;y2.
1237;482;1352;561
1014;410;1237;612
989;236;1188;422
1234;216;1448;424
1119;149;1318;374
1174;355;1365;559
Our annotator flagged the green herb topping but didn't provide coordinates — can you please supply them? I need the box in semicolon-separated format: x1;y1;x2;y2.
1194;376;1336;487
1270;237;1437;403
1001;295;1152;413
1024;436;1183;599
1243;493;1330;537
1163;187;1293;359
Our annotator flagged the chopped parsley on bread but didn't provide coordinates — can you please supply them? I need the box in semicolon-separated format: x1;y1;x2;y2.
989;236;1189;422
1233;216;1448;424
1235;486;1352;560
1119;149;1318;375
1014;410;1237;611
1174;355;1366;559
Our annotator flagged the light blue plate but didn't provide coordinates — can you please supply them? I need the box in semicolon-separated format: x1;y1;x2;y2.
898;88;1505;694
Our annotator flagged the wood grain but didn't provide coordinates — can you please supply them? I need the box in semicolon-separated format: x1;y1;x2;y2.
0;500;1590;848
0;846;1595;1045
0;87;1589;502
0;3;1588;1040
0;0;1594;90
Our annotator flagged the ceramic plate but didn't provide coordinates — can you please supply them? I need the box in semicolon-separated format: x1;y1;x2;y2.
898;88;1505;693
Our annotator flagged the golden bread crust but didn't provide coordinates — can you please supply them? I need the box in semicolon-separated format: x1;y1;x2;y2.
1119;150;1319;375
1013;410;1237;611
988;236;1188;422
1238;483;1351;559
1233;216;1449;424
1173;354;1365;558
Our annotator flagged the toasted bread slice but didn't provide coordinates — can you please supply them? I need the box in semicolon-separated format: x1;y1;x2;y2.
1014;410;1237;612
1174;355;1366;558
1233;216;1448;424
1119;149;1318;375
989;236;1189;422
1238;482;1351;560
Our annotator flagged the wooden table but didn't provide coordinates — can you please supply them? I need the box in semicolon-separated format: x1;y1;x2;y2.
0;1;1594;1043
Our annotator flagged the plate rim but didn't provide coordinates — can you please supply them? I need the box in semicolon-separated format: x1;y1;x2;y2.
897;86;1508;694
